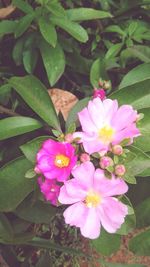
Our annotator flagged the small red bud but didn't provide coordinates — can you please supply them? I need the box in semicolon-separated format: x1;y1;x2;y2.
93;88;106;100
64;133;74;143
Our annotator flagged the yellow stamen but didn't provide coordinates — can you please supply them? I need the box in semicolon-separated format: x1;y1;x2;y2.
85;190;101;208
54;154;70;168
99;125;115;144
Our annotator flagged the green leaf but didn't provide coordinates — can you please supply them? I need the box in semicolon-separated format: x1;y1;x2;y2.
129;229;150;256
38;17;57;47
22;34;38;74
20;136;50;163
66;97;90;130
66;8;112;21
91;229;121;256
25;168;36;178
105;43;123;60
110;63;150;109
0;157;34;212
126;146;150;176
39;39;65;86
15;14;34;38
50;16;88;43
104;25;125;36
119;62;150;89
121;45;150;63
0;213;14;240
0;20;18;37
90;58;108;87
136;197;150;228
0;84;11;104
0;116;42;141
15;195;57;224
9;75;60;130
12;37;25;65
12;0;33;14
46;0;66;17
134;108;150;152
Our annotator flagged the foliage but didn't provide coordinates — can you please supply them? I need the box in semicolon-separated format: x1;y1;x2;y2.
0;0;150;266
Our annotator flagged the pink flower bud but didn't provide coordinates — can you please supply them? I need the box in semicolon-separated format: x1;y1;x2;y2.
93;88;106;100
100;156;113;169
80;153;90;163
34;166;41;174
115;164;126;176
112;145;123;155
64;133;74;143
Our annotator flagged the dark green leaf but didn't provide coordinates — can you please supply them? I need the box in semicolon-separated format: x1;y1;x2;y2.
20;136;50;163
39;39;65;86
0;116;42;141
0;84;11;104
0;213;14;240
105;43;123;60
12;37;25;65
15;196;57;224
104;25;125;36
0;157;34;212
129;229;150;256
25;168;36;178
90;58;108;87
136;197;150;228
91;229;121;256
111;63;150;109
105;263;146;267
15;14;34;38
9;75;60;130
66;97;90;129
50;16;88;43
126;46;150;63
66;8;112;21
0;20;18;37
38;17;57;47
12;0;33;14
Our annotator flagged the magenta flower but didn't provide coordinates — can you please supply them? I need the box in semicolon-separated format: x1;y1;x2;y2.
38;177;60;206
58;162;128;239
73;98;140;154
36;139;77;182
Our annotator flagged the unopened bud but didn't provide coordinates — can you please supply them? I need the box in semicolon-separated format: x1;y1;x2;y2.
100;156;113;169
93;88;106;100
64;133;74;143
103;80;111;90
112;145;123;155
80;153;90;163
34;166;41;174
115;164;126;176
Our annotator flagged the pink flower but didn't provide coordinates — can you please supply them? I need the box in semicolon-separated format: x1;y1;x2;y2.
38;177;60;206
73;98;140;154
93;88;106;100
58;162;128;239
36;139;77;182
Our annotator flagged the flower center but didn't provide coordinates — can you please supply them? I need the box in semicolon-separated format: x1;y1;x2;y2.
99;125;115;144
85;190;101;208
54;154;70;168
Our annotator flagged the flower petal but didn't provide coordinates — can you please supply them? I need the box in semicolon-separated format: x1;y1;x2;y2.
72;162;95;189
59;183;84;204
80;207;101;239
113;123;140;145
94;169;128;196
78;107;97;133
88;98;104;128
112;105;137;131
98;197;128;233
63;202;87;227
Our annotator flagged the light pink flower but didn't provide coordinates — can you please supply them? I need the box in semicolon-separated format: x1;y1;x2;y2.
38;177;60;206
73;98;140;154
58;162;128;239
36;139;77;182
